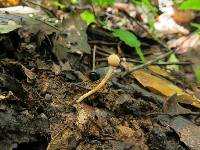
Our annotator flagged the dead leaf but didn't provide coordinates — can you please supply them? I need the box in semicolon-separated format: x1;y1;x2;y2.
0;0;21;7
133;69;183;96
154;13;189;35
0;6;40;14
163;94;192;114
148;65;175;80
54;13;91;55
122;62;200;109
173;7;195;24
168;33;200;54
170;116;200;150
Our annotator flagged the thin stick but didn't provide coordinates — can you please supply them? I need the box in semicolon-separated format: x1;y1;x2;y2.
96;58;191;65
92;45;96;71
88;41;118;45
126;59;192;65
122;50;174;77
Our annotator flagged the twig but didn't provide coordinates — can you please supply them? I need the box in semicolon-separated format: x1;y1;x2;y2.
96;51;110;57
88;40;118;45
147;112;200;117
127;59;192;65
90;2;101;25
96;58;191;66
122;50;174;77
92;45;97;71
151;61;192;65
96;46;113;55
24;0;53;15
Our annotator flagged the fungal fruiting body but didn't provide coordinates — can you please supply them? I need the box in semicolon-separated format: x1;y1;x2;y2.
77;54;120;103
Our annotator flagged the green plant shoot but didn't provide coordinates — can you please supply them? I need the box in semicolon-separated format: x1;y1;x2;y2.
132;0;158;37
112;29;144;62
195;67;200;83
80;11;96;24
132;0;158;16
167;54;179;72
191;23;200;34
52;0;67;8
92;0;115;5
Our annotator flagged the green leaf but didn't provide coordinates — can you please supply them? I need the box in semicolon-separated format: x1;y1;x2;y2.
195;67;200;83
191;23;200;29
135;47;145;62
191;23;200;34
167;54;179;71
142;0;158;16
0;24;22;34
147;15;158;38
71;0;77;4
132;0;158;37
179;0;200;10
92;0;114;5
52;1;67;8
80;11;96;24
112;29;144;61
132;0;158;16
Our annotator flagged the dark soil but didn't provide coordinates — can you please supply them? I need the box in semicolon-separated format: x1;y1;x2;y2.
0;24;197;150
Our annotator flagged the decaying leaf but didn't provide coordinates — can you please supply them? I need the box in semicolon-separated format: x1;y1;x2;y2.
163;94;192;114
173;7;195;24
154;13;189;35
0;6;40;14
0;20;21;34
148;65;175;80
0;0;21;7
171;117;200;150
0;13;58;34
122;62;200;109
55;13;91;55
167;33;200;54
159;116;200;150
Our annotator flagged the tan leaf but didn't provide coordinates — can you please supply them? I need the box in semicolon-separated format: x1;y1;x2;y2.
148;65;175;80
122;62;200;108
167;33;200;54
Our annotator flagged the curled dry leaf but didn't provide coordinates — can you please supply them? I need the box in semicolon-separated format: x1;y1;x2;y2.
173;7;195;24
154;13;189;35
167;33;200;54
107;3;136;17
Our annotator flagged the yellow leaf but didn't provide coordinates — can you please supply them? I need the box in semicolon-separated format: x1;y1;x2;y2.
0;0;21;7
122;62;200;109
148;65;175;80
133;70;184;96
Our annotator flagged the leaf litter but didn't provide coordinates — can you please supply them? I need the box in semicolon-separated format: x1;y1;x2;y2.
0;0;199;150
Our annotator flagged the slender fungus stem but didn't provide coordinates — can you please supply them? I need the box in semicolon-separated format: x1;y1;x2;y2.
77;54;120;103
77;66;114;103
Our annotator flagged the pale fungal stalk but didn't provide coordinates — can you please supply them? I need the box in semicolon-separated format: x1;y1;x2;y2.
77;54;120;103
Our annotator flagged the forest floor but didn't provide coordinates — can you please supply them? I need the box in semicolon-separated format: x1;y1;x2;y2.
0;0;200;150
